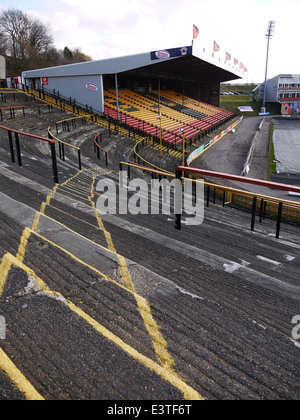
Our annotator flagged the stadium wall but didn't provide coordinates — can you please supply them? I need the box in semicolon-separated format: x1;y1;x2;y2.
0;56;6;80
25;74;104;114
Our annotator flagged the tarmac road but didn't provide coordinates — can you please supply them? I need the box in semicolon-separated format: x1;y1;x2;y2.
273;118;300;175
193;116;264;176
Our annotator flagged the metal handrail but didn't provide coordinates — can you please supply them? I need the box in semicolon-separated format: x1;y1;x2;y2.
0;124;58;183
94;132;108;167
48;126;81;170
174;166;300;237
119;161;175;179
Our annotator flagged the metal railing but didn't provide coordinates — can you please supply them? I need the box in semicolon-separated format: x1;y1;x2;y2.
0;106;25;121
174;166;300;238
94;132;108;167
48;127;82;170
117;161;300;239
0;124;58;184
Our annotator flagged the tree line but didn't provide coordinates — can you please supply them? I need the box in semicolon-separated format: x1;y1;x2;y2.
0;8;92;75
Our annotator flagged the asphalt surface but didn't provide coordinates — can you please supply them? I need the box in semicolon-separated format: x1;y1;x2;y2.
0;92;299;401
273;118;300;175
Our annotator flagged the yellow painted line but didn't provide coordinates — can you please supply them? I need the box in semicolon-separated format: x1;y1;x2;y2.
89;175;178;376
44;204;99;229
60;170;84;187
15;227;32;263
0;347;44;400
0;168;204;400
0;253;13;298
6;253;203;400
62;183;92;194
57;184;91;199
55;188;92;204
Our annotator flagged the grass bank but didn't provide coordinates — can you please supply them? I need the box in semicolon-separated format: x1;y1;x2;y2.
220;94;281;117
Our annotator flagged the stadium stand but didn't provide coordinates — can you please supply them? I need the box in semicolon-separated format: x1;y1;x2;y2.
104;89;235;146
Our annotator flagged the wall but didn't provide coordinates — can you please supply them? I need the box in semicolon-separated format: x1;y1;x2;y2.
0;56;5;80
25;74;105;114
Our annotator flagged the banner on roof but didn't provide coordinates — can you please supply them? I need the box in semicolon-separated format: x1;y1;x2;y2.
151;46;192;61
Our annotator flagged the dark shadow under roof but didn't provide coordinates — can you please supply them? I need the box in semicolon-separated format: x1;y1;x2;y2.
124;54;241;83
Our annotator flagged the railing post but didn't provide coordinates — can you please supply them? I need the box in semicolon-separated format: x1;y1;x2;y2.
8;131;15;163
50;142;59;184
259;199;264;223
251;196;257;232
206;185;210;208
78;150;82;171
175;169;182;230
276;202;283;239
14;132;22;166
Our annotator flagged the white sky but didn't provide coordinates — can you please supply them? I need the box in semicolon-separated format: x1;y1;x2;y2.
1;0;299;83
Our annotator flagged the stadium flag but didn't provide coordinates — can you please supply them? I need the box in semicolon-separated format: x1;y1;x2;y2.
234;58;239;66
225;52;231;61
193;25;200;39
213;41;220;52
244;67;248;73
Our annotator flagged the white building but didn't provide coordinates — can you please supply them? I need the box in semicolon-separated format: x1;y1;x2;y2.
0;55;5;80
258;74;300;115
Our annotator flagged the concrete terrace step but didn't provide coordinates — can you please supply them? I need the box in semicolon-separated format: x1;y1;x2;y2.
0;162;299;400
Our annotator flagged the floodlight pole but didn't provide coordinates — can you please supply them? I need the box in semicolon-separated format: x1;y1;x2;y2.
262;21;275;113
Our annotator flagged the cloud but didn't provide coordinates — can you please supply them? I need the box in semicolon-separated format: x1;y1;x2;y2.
1;0;300;83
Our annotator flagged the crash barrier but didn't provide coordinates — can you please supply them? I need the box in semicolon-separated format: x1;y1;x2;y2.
0;124;58;184
94;132;108;167
186;117;243;166
48;126;81;170
0;91;28;103
24;88;146;145
174;167;300;238
241;117;266;176
133;138;174;176
55;116;88;134
119;161;174;181
38;104;53;115
0;106;25;121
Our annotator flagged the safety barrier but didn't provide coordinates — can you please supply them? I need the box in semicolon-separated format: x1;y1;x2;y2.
48;127;82;171
94;132;108;167
55;116;88;134
38;104;53;115
0;124;58;184
118;161;300;239
0;106;25;121
174;166;300;238
119;161;174;180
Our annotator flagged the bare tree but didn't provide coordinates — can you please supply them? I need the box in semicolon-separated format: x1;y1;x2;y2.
0;8;54;68
0;7;92;73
